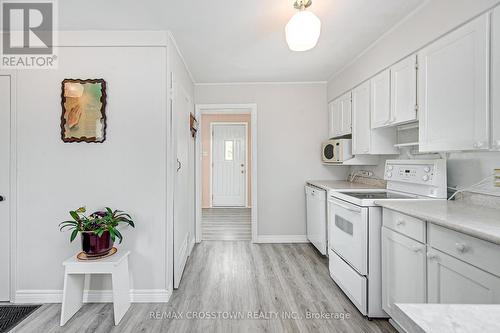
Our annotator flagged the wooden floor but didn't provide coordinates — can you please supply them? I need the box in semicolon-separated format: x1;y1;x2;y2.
202;208;251;241
11;242;395;333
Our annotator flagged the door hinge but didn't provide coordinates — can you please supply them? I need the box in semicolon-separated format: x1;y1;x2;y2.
415;61;419;70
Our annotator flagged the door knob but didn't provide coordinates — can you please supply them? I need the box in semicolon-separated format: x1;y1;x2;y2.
0;196;4;202
241;164;244;167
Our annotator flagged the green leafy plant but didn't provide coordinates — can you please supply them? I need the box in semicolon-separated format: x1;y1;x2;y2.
59;206;135;243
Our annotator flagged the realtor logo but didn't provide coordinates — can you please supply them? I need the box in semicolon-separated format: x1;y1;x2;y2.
1;0;57;69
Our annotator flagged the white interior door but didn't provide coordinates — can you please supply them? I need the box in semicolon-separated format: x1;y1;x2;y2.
173;84;194;289
212;124;246;207
0;75;11;301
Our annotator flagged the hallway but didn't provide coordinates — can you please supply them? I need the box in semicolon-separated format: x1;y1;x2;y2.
202;208;251;241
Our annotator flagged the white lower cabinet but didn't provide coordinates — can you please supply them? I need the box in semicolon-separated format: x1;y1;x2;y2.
381;227;426;317
427;248;500;304
382;208;500;322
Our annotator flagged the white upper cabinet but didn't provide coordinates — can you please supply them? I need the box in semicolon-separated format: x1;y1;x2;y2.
418;14;490;152
370;70;391;129
352;81;398;155
391;54;417;125
340;92;352;136
328;92;352;138
352;81;371;154
328;99;341;139
493;6;500;150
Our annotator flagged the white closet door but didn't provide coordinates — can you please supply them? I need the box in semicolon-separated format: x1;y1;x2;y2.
493;6;500;150
212;124;246;207
0;75;11;301
173;84;194;289
418;14;490;152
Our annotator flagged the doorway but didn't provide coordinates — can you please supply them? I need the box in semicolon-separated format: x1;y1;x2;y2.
211;123;247;207
0;74;12;301
195;104;257;243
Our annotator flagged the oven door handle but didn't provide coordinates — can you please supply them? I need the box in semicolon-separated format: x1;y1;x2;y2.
331;199;362;213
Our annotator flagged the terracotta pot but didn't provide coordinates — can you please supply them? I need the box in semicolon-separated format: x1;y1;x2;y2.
81;230;113;256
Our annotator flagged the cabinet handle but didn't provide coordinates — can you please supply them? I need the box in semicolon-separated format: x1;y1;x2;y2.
455;243;467;253
412;245;423;253
331;200;362;213
396;219;405;226
427;252;438;260
473;141;486;149
493;140;500;150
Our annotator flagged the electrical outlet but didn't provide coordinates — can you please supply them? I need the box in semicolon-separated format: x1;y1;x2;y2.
495;169;500;187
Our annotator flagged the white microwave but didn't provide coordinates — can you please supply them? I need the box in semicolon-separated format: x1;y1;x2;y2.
322;139;353;163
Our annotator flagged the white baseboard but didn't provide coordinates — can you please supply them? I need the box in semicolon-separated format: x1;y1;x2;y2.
255;235;309;243
14;288;171;304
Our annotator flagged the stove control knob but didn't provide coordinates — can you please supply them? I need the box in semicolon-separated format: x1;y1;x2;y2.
422;175;430;181
386;172;393;178
387;165;394;171
424;166;431;173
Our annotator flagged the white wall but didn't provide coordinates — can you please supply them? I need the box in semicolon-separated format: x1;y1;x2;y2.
195;83;348;238
328;0;500;196
9;32;194;303
14;43;168;299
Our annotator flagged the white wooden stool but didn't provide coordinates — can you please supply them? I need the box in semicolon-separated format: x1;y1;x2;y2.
60;250;131;326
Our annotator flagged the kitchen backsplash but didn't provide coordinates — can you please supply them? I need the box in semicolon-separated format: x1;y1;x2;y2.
350;150;500;197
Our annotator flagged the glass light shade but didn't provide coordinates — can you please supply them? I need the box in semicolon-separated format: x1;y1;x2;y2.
285;10;321;51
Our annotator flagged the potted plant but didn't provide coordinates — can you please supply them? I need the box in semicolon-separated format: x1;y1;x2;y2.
59;206;135;257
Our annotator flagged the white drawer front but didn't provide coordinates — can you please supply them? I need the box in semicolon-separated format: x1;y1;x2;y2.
329;249;367;315
428;224;500;277
383;209;425;243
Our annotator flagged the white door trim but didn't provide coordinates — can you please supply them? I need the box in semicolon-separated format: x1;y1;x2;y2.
209;122;248;208
194;104;257;243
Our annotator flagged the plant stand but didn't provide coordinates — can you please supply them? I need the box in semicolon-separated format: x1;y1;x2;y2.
60;250;131;326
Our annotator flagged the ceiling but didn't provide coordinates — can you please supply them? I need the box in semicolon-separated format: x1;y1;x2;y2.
59;0;424;83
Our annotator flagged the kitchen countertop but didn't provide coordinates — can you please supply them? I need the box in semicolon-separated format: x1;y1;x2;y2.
393;303;500;333
374;200;500;245
306;180;384;191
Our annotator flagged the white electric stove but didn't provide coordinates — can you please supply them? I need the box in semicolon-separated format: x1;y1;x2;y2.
327;159;447;318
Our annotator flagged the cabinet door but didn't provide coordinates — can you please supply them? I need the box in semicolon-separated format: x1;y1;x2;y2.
427;248;500;304
391;54;417;125
418;14;490;152
328;99;342;138
352;81;371;154
493;6;500;150
340;92;352;135
382;227;426;317
370;70;391;129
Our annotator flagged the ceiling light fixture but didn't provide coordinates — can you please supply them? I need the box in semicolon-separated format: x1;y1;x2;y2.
285;0;321;52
